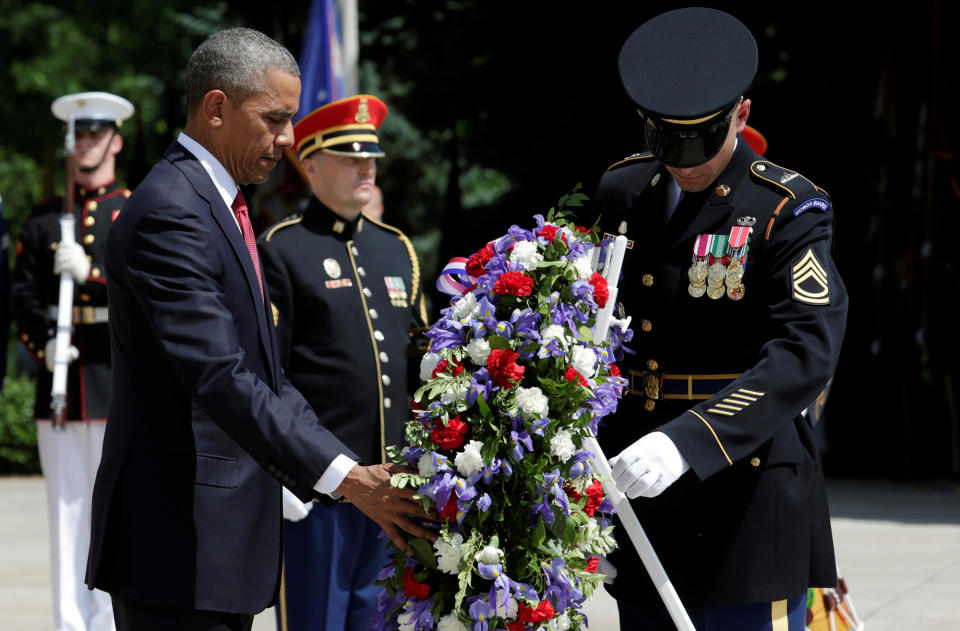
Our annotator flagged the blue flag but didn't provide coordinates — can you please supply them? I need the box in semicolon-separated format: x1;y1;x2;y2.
295;0;344;122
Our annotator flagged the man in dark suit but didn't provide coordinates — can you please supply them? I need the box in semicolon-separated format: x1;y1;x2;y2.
592;8;847;630
85;27;433;631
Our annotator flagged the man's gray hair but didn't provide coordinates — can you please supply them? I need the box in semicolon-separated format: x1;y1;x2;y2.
185;27;299;111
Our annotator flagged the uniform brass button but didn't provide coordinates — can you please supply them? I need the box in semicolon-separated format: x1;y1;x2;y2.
87;201;98;211
647;359;658;371
84;216;96;226
756;164;766;172
379;351;389;363
644;399;656;412
751;457;761;467
83;234;95;244
37;350;44;359
642;274;654;287
21;333;28;342
363;287;372;297
97;187;106;195
382;374;391;386
80;293;91;302
50;242;58;250
357;267;366;277
374;330;384;342
351;246;359;256
640;319;652;332
369;308;378;319
28;342;35;350
715;184;731;198
91;268;101;278
384;397;392;409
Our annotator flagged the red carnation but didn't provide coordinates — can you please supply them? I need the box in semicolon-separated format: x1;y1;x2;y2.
574;225;591;235
584;479;605;517
440;495;458;522
564;365;588;386
608;364;621;378
466;244;495;277
589;272;609;308
563;483;581;502
493;271;534;297
432;359;464;379
539;224;558;243
402;567;431;600
507;622;527;631
585;557;599;573
430;416;469;449
518;600;555;624
487;349;525;389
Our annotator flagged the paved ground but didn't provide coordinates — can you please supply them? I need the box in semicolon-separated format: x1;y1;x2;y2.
2;475;959;630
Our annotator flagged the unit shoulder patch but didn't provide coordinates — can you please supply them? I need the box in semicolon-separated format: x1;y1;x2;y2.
792;248;830;305
607;152;655;171
750;161;823;200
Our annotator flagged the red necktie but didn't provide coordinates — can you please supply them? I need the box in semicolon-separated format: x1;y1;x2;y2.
231;191;264;301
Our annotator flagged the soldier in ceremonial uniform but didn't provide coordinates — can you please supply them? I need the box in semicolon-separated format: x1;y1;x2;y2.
257;95;427;631
10;91;133;631
592;9;847;630
1;200;10;394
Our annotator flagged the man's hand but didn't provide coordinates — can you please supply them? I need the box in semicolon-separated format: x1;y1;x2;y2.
53;240;91;284
43;339;79;373
609;431;690;498
337;462;438;551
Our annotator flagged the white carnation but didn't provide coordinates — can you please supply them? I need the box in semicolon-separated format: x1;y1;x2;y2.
454;440;485;477
420;352;440;382
437;613;470;631
515;386;549;419
571;345;597;378
417;452;436;477
492;597;519;619
434;533;464;575
550;429;577;462
548;613;572;631
571;253;594;280
466;338;491;365
475;544;505;564
452;292;480;321
509;240;543;271
441;383;468;405
541;324;569;349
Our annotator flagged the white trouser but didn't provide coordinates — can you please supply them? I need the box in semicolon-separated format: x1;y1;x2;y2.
36;421;115;631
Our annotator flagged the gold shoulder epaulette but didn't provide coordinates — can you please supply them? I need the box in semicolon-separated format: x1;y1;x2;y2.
363;215;423;317
264;214;302;242
607;152;655;171
750;160;827;200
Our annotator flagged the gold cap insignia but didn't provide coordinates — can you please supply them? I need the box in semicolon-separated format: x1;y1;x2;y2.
355;97;371;124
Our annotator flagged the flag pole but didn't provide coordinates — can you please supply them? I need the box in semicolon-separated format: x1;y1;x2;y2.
585;235;696;631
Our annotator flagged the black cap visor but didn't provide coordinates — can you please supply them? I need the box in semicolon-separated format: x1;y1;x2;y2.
641;108;734;168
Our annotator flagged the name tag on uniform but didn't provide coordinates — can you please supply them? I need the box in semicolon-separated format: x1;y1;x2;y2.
325;279;353;289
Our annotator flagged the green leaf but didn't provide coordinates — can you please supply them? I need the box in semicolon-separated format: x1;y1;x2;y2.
409;537;437;570
577;325;594;343
487;335;510;350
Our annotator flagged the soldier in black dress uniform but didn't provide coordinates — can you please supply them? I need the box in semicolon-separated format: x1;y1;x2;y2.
10;91;133;631
592;9;847;630
257;95;427;631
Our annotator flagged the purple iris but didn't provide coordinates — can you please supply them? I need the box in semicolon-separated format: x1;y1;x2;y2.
550;301;578;330
542;557;585;613
511;308;543;341
509;416;534;462
468;595;496;631
425;318;465;351
477;492;492;512
402;446;424;467
608;322;635;361
530;418;552;436
376;563;396;581
571;280;597;307
568;450;593;479
531;493;555;526
468;368;494;404
399;596;435;631
369;589;406;631
588;382;620;420
537;336;567;359
420;472;457;511
432;452;453;472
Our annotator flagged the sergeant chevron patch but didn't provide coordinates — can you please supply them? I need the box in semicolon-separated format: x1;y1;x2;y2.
708;389;765;416
792;249;830;305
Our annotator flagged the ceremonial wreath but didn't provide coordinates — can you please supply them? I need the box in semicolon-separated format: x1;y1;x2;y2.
372;192;633;631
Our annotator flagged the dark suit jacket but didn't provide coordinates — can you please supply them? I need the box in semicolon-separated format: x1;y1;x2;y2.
86;142;357;615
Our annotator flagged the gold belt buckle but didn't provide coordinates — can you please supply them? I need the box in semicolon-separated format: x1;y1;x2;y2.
72;306;96;324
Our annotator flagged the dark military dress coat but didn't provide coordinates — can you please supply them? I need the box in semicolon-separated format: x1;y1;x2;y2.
592;137;847;607
11;181;129;421
258;198;427;465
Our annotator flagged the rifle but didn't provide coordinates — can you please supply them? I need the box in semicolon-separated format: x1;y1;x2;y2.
50;115;77;430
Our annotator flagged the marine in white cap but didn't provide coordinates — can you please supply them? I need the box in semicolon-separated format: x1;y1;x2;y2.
10;90;133;631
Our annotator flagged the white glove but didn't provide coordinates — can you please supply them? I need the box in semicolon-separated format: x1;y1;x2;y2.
609;432;690;498
597;556;618;585
43;338;79;373
282;486;314;522
53;240;91;284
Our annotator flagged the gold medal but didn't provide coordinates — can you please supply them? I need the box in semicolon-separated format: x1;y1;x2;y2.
727;284;745;301
707;261;727;284
725;260;744;285
687;260;708;284
688;283;707;298
707;284;725;300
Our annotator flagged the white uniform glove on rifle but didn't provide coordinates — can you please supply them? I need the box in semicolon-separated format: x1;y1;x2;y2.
53;240;90;284
282;486;314;522
610;432;691;498
44;338;79;373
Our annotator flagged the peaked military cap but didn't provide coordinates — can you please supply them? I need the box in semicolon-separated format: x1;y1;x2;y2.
51;91;134;133
618;7;757;168
294;94;388;160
